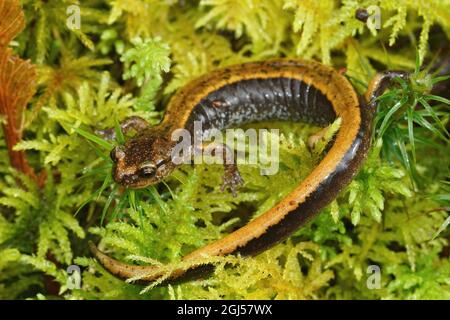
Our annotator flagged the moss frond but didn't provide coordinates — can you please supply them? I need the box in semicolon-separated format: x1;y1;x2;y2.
0;0;448;300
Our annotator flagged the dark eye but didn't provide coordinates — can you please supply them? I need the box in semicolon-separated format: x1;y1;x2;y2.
355;8;369;22
138;164;156;178
110;149;117;162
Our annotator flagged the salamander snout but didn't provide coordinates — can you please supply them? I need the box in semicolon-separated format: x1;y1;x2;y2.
109;139;176;189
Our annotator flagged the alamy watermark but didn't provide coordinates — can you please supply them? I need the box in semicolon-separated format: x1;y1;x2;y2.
66;265;81;290
366;5;381;30
366;264;381;289
356;6;382;31
171;121;280;175
66;5;81;30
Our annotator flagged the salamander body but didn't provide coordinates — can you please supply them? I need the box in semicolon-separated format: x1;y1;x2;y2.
91;59;407;283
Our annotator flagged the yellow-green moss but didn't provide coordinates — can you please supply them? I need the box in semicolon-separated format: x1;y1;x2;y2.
0;0;449;300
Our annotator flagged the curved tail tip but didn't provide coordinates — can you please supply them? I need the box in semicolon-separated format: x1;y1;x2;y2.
365;70;411;104
88;240;100;257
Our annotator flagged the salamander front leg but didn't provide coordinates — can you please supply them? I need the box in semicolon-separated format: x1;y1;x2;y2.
197;143;244;197
307;126;330;149
96;116;149;141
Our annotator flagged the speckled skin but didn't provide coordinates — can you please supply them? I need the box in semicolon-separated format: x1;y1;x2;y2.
186;77;335;134
91;59;405;283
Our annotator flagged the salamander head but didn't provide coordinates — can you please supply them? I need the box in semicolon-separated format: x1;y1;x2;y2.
110;130;177;188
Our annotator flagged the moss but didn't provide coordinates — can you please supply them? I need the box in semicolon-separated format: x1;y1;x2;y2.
0;0;449;300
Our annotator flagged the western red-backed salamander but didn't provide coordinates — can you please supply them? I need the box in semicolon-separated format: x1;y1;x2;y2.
89;58;408;283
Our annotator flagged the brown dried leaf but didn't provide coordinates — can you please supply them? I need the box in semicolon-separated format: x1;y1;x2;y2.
0;0;25;47
0;47;37;176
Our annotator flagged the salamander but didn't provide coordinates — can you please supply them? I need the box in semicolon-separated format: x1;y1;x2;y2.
89;58;408;283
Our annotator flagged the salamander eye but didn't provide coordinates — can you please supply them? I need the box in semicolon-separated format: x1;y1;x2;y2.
110;146;125;162
138;163;157;178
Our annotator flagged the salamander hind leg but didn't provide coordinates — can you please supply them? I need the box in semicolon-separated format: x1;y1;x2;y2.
307;126;330;149
221;162;244;197
199;142;244;197
307;118;341;152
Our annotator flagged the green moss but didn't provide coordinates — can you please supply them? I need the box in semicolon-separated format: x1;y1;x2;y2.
0;0;449;300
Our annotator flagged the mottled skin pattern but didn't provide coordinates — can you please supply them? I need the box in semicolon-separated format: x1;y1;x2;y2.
90;58;408;283
110;123;178;188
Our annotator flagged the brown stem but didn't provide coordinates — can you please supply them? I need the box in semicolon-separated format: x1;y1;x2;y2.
2;121;35;178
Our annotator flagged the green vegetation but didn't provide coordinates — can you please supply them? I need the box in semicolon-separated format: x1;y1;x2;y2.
0;0;449;299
